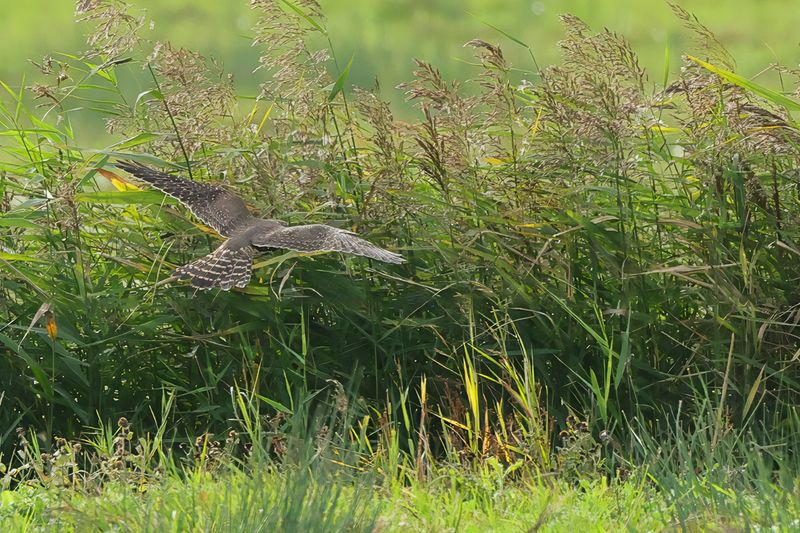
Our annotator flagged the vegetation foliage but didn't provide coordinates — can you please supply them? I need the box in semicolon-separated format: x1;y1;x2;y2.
1;0;799;529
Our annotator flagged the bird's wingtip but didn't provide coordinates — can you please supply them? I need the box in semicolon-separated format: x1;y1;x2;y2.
387;252;406;264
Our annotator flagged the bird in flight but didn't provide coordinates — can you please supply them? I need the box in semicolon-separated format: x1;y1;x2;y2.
115;161;404;291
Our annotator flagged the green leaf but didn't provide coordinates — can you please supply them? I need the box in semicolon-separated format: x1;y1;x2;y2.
52;343;90;388
0;217;40;229
256;393;292;414
469;12;530;50
590;369;607;423
688;55;800;112
108;132;161;151
328;53;354;102
281;0;326;34
614;314;632;390
0;333;52;399
74;191;177;205
134;89;163;113
0;252;47;263
89;151;184;170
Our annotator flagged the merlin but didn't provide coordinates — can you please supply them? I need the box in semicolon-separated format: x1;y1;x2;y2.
115;161;404;291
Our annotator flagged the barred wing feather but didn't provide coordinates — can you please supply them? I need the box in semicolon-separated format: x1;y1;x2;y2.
251;224;404;264
174;245;255;290
116;161;251;237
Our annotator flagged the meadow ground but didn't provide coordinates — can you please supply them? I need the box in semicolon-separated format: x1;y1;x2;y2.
1;406;797;532
0;469;776;532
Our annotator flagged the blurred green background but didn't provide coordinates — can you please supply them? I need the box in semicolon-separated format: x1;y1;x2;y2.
2;0;798;125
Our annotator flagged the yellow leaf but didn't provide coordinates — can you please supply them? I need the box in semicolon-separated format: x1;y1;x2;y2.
649;125;682;134
97;168;141;191
518;222;547;228
44;310;57;342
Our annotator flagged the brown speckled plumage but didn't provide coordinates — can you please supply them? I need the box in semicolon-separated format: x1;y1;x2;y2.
116;161;404;291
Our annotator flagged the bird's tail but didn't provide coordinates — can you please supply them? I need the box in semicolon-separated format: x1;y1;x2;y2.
174;244;254;291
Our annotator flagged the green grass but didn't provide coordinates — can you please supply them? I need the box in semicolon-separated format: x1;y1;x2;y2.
2;430;797;532
1;479;790;532
0;472;672;531
1;402;796;532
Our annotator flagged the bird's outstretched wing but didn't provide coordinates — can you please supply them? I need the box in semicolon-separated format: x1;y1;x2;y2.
250;224;405;264
116;161;252;237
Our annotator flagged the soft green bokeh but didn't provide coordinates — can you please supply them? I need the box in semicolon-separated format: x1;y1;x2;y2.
2;1;798;113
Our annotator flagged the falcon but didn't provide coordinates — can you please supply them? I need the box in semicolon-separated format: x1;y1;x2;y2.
115;161;404;291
